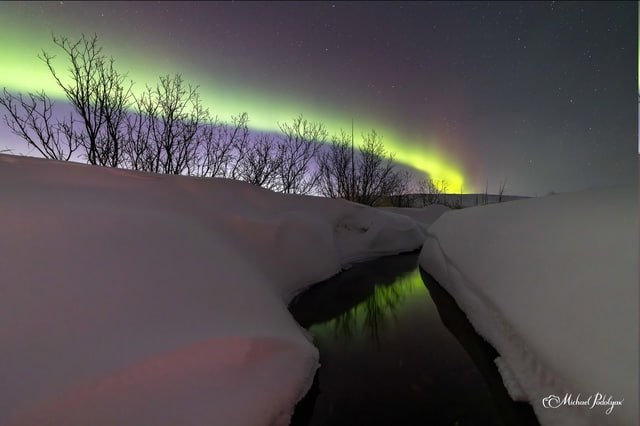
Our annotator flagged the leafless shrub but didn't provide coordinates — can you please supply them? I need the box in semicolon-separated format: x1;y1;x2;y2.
0;89;79;161
235;133;282;190
130;74;208;175
318;128;405;206
497;177;508;202
41;33;133;166
275;114;326;194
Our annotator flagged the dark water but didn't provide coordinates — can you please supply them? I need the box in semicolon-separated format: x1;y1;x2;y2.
289;253;539;426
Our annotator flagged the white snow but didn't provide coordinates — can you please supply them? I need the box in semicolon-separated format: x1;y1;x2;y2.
0;154;425;426
380;205;450;233
419;186;638;426
5;153;634;426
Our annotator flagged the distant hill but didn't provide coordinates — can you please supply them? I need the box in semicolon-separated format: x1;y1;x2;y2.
379;193;530;208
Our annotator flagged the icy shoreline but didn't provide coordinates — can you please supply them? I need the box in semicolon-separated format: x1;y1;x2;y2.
3;153;634;426
0;154;435;426
419;186;638;426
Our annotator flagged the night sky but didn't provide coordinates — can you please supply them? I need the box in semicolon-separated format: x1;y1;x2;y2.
0;1;636;195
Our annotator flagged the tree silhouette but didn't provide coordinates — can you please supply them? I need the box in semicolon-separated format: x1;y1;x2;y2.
318;128;405;206
41;33;133;166
275;115;326;194
0;89;79;161
131;74;208;174
235;133;282;190
1;33;428;207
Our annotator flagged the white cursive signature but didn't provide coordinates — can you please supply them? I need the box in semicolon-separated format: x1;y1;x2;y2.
542;393;624;415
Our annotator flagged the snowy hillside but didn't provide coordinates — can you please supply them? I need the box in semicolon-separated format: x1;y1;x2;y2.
3;152;634;426
420;186;638;426
0;154;428;426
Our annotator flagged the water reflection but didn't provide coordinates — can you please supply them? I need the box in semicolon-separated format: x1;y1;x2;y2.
420;269;539;425
316;270;421;347
290;252;419;344
290;253;540;426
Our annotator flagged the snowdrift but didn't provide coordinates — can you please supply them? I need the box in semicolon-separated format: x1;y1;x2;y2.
419;187;638;426
380;205;450;233
0;154;426;426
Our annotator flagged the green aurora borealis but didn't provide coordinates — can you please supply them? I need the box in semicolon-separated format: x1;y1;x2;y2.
0;7;467;191
1;2;635;197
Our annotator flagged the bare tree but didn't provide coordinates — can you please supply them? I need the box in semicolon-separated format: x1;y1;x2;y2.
387;170;414;207
417;176;444;206
497;177;508;202
276;115;326;194
0;89;79;161
97;58;133;167
356;130;400;206
122;100;154;172
223;113;251;180
41;33;133;167
482;178;489;205
131;74;208;175
317;130;356;199
318;128;405;206
235;133;282;189
192;119;229;178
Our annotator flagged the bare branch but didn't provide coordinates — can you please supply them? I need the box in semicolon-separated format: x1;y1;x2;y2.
276;114;326;194
0;89;79;161
235;133;282;190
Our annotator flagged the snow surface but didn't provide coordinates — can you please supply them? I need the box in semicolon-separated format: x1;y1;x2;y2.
0;154;426;426
419;186;638;426
380;205;450;234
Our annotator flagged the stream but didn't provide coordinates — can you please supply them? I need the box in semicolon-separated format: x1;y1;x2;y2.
289;252;539;426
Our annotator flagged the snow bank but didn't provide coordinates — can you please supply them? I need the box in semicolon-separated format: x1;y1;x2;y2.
380;204;450;233
419;187;638;426
0;154;425;426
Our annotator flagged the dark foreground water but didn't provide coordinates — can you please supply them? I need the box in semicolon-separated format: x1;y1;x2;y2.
289;253;539;426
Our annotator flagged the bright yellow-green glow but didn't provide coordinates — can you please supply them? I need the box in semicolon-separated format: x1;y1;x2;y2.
309;268;428;342
0;8;467;191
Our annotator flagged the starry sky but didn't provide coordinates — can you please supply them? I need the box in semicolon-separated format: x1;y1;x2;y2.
0;1;636;195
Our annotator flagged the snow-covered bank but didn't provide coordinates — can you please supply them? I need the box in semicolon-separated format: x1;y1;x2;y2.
419;187;638;426
380;205;450;234
0;154;425;426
